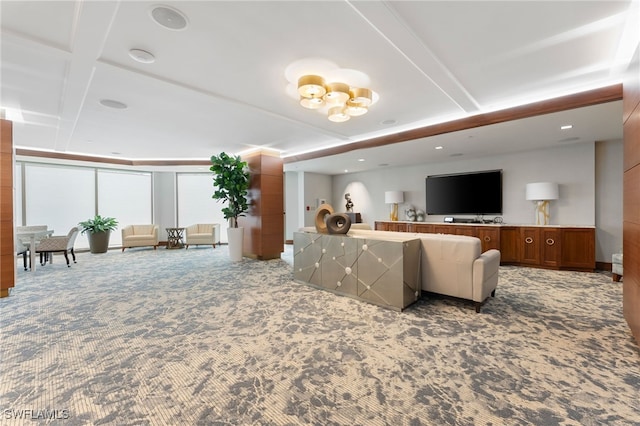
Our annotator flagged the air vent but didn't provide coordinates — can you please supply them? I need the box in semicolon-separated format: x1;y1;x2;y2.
558;137;580;143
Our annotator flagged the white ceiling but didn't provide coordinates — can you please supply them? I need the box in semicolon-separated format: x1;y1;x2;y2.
1;1;638;175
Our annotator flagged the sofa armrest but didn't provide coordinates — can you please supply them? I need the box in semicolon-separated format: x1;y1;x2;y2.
472;249;501;302
213;224;221;244
122;225;133;239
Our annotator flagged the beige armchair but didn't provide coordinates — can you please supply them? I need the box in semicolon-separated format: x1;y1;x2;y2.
35;226;80;267
185;224;220;249
121;225;159;252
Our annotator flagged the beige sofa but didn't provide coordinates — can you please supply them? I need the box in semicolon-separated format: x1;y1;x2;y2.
185;223;220;249
300;227;500;312
121;225;159;252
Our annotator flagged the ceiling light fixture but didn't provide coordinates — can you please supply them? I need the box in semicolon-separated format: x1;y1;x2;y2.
99;99;128;109
296;73;375;122
129;48;155;64
328;106;350;123
560;124;573;130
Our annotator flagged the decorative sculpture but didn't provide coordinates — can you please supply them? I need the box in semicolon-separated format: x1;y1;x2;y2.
314;204;334;234
405;206;417;221
345;193;354;212
326;213;352;234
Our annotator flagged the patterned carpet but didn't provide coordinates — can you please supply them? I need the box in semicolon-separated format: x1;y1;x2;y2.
0;245;639;425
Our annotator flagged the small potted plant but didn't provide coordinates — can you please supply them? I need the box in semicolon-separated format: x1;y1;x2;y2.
79;214;119;253
210;152;250;261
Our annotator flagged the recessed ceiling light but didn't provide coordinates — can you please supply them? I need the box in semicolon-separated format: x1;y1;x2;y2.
99;99;128;109
344;169;349;173
435;146;443;150
378;163;389;167
150;5;188;30
381;119;397;125
450;153;464;157
111;152;122;155
561;125;573;130
358;158;365;162
129;49;155;64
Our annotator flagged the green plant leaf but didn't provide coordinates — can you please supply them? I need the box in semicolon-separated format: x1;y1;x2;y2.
210;152;250;227
78;214;119;235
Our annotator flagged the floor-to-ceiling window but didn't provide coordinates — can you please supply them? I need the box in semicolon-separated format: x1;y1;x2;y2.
97;169;152;247
23;163;95;248
17;162;153;249
176;173;228;242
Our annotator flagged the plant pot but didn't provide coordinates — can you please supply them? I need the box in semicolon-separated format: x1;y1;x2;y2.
227;227;244;261
87;230;111;253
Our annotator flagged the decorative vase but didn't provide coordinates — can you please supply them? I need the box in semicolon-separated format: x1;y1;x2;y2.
227;227;244;261
88;230;111;254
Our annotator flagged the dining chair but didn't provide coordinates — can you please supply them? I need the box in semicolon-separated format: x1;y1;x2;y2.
35;226;80;267
15;239;29;271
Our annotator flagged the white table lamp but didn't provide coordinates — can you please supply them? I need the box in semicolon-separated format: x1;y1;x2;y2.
385;191;404;221
525;182;559;225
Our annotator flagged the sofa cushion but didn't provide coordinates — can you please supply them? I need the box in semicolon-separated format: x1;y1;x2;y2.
131;225;156;235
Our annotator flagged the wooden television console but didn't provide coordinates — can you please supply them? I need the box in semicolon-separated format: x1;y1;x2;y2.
375;221;595;272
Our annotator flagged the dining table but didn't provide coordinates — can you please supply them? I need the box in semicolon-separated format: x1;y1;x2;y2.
16;229;54;272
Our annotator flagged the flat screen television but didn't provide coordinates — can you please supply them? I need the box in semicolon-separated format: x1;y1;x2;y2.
425;170;502;215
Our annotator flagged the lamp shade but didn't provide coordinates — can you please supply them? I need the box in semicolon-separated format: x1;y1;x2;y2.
525;182;559;201
385;191;404;204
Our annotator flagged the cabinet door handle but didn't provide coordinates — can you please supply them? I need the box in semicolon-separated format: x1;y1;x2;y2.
484;236;491;242
525;237;534;244
546;238;555;246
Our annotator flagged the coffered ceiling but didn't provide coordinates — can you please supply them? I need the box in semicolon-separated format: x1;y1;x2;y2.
1;1;637;174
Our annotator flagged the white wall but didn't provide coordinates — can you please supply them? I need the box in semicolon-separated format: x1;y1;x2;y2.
595;139;623;261
332;143;596;226
284;172;299;241
301;172;332;227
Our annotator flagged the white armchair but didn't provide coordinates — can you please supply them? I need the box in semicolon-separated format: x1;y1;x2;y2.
121;225;159;252
185;224;220;249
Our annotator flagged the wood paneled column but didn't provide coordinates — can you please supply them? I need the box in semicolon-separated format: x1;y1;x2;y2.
0;119;15;297
239;151;284;260
623;46;640;344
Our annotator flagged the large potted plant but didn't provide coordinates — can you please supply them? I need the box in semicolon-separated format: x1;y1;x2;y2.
210;152;250;261
79;214;119;254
